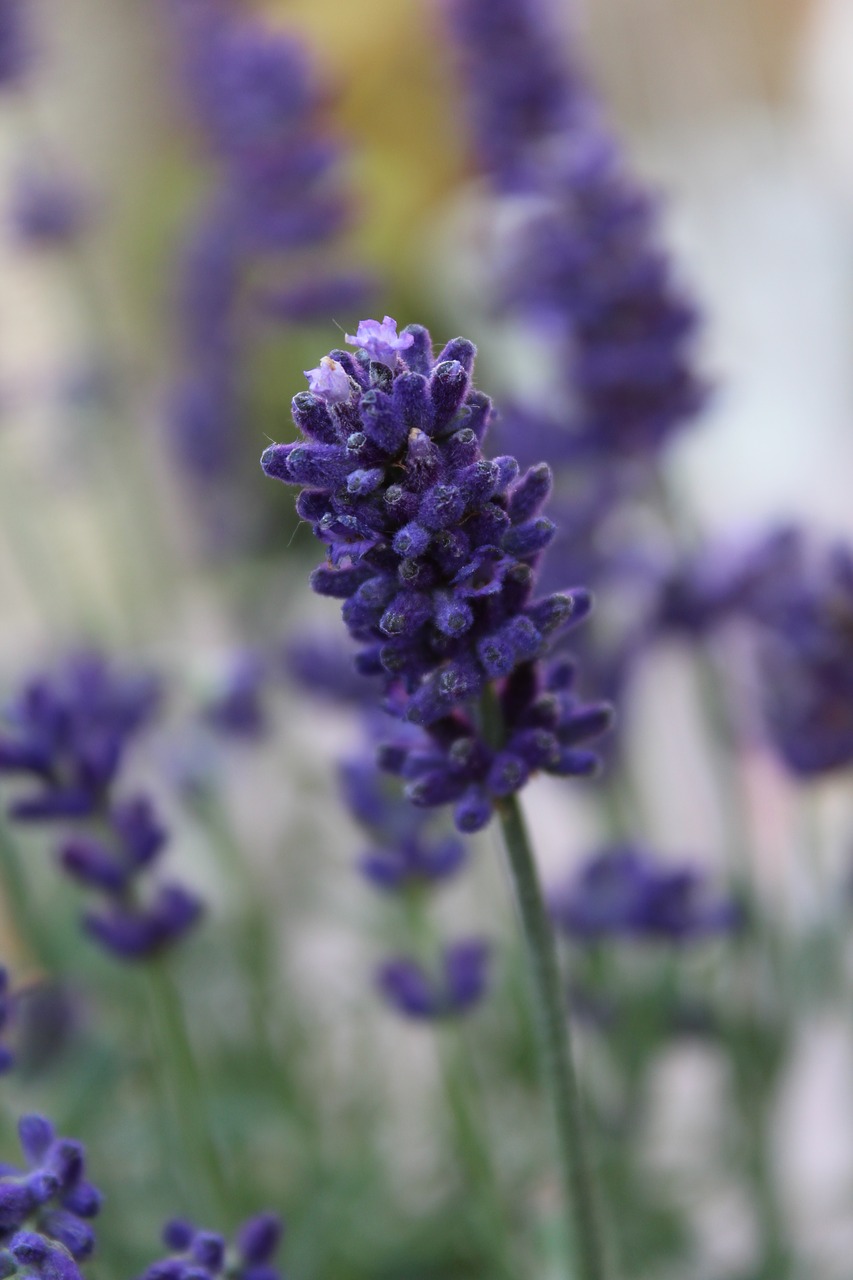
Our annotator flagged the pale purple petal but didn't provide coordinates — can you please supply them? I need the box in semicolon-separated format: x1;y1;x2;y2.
344;316;414;366
303;356;351;404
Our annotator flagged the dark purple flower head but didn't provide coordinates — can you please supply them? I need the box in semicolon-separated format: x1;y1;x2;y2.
10;170;89;249
0;0;31;91
549;846;742;943
748;536;853;778
140;1214;283;1280
0;1115;101;1265
262;320;610;829
376;939;490;1019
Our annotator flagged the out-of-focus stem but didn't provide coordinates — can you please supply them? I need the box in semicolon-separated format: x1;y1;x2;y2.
145;959;230;1223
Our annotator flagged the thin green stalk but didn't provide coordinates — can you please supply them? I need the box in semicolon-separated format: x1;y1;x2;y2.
436;1029;514;1280
188;789;283;1089
496;792;607;1280
144;959;231;1224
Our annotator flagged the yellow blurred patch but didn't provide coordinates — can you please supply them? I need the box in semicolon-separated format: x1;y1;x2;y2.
262;0;468;270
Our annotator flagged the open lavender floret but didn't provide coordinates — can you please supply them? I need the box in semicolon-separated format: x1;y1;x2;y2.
262;319;611;831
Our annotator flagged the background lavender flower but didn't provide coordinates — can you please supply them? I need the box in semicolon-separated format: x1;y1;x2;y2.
549;846;742;943
447;0;706;463
200;650;269;741
0;652;201;960
262;319;611;831
443;0;581;191
747;536;853;778
164;1;372;547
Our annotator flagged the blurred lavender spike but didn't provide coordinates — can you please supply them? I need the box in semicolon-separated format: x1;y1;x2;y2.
0;651;201;961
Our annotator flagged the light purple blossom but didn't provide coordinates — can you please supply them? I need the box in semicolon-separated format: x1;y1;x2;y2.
303;356;351;404
344;316;414;366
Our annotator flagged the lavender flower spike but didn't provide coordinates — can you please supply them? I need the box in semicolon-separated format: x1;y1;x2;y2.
0;652;201;960
262;320;610;830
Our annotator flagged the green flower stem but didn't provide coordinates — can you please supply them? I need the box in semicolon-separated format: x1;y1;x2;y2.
144;959;231;1224
436;1028;515;1279
496;791;607;1280
188;789;283;1088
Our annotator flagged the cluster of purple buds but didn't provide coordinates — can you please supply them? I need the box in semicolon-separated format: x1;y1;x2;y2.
167;0;370;492
140;1213;282;1280
262;318;611;832
0;1114;101;1280
549;846;742;943
9;168;89;249
340;718;490;1020
748;536;853;779
0;652;201;960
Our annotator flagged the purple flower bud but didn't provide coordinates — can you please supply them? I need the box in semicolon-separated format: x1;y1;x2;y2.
236;1215;282;1266
303;357;352;404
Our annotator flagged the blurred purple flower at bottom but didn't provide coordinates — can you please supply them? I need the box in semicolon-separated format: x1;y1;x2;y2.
377;940;490;1019
141;1213;283;1280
